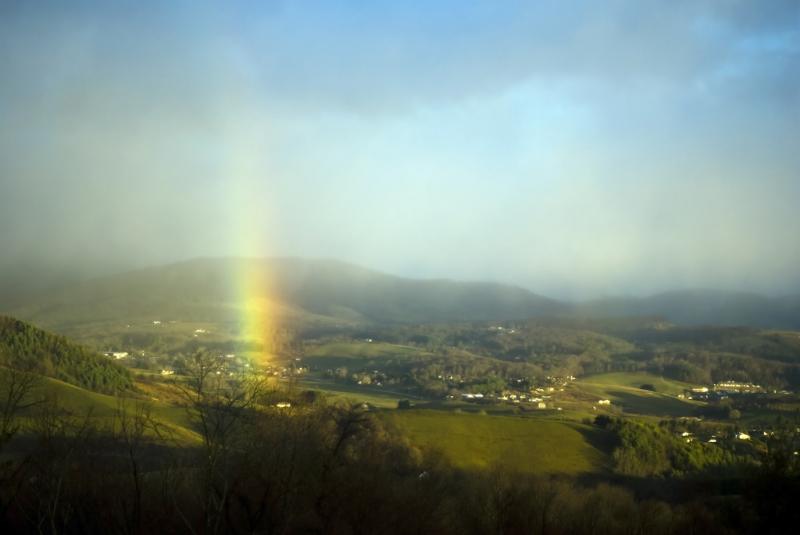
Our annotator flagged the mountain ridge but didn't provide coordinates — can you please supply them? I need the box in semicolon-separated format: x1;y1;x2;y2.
2;257;799;330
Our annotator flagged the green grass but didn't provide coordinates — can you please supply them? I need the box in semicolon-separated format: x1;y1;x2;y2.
385;409;608;474
572;373;701;418
580;372;697;395
6;370;199;443
298;377;424;408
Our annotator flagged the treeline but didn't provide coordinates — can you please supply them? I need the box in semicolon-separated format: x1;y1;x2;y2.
0;316;132;393
595;416;749;477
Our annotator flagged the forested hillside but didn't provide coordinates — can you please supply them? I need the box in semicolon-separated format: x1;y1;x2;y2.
0;316;132;393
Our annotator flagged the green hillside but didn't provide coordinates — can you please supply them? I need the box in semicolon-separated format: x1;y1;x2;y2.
0;367;201;448
580;371;696;395
573;372;700;417
0;316;132;393
385;410;608;474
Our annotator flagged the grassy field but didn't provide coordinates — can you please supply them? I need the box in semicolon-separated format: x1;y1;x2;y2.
384;409;609;474
5;369;199;443
580;372;697;395
572;372;701;418
297;377;419;408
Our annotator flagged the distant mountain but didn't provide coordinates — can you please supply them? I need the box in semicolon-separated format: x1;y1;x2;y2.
3;258;799;332
578;290;800;330
0;315;133;393
3;258;567;330
262;258;566;323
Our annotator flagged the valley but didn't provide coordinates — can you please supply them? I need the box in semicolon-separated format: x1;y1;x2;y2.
2;259;800;532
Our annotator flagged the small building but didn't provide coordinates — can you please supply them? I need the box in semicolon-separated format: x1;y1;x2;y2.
275;402;292;409
597;399;611;406
737;432;751;441
537;402;547;409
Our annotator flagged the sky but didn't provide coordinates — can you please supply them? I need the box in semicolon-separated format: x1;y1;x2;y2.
1;0;799;299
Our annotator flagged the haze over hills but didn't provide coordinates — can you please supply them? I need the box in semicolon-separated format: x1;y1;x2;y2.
2;257;799;331
579;290;800;330
3;258;565;330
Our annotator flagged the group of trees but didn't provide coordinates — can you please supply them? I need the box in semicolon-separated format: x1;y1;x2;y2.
0;316;132;393
596;417;746;477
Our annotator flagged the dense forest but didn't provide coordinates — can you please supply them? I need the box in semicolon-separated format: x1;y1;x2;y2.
0;316;132;393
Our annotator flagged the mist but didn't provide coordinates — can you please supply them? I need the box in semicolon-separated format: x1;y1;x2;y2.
1;0;799;300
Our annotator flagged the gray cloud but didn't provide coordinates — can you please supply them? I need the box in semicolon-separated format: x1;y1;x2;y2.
0;1;798;299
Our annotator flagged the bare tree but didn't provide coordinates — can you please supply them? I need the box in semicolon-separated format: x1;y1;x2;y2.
0;366;42;450
177;350;268;534
111;398;168;535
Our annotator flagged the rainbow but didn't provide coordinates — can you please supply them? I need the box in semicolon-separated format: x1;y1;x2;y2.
223;115;277;363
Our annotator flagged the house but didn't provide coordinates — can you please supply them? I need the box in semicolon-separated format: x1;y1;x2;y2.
275;402;291;409
537;402;547;409
737;432;751;440
597;399;611;406
160;369;175;376
104;351;129;360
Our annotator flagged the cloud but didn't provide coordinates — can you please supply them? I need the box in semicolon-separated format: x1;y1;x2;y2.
0;1;798;298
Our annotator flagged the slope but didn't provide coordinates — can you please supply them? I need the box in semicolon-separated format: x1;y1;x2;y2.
0;315;133;394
